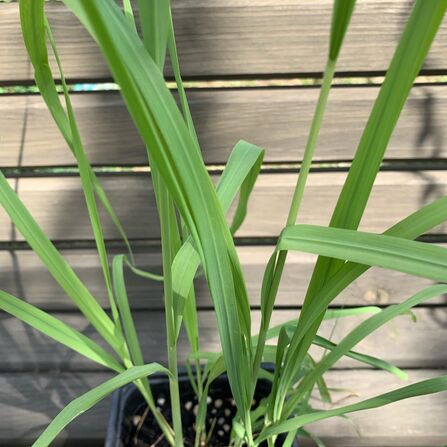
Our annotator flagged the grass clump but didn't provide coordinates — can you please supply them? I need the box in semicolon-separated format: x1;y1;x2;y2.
0;0;446;446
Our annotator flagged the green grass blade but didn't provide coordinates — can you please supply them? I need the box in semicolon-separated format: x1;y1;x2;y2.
286;285;447;413
278;198;447;414
136;5;191;444
162;5;204;397
33;364;172;447
93;182;135;264
112;254;174;438
278;224;447;282
257;374;447;443
214;140;264;217
19;0;134;262
253;306;380;345
312;335;407;379
307;355;332;404
284;1;447;414
293;2;447;395
329;0;356;62
122;0;137;31
46;19;122;329
183;285;201;357
0;172;124;356
322;307;381;319
170;139;264;327
281;194;447;359
126;259;164;282
136;0;170;69
283;430;301;447
152;172;185;447
51;0;259;437
172;240;200;337
112;255;145;367
166;5;199;145
290;194;447;312
253;0;355;386
216;140;264;234
257;330;404;383
287;0;355;227
330;1;447;235
0;289;124;373
283;196;447;354
268;327;291;421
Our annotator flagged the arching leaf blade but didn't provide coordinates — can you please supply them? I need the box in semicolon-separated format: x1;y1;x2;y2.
33;364;172;447
0;289;124;373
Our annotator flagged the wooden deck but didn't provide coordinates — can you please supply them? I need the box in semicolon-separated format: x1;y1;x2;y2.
0;1;446;445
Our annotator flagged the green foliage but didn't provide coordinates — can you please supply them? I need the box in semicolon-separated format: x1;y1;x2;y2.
33;364;172;447
4;0;447;446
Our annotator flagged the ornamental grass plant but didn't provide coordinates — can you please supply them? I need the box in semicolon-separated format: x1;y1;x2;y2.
1;0;447;446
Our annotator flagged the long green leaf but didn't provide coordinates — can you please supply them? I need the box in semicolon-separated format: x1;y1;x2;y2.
288;194;447;317
0;289;123;373
33;364;171;447
322;307;381;320
252;306;380;344
253;0;355;389
329;0;356;62
45;19;122;330
19;0;134;262
277;198;447;418
112;254;173;438
0;172;124;357
216;140;264;234
163;7;203;395
257;375;447;443
172;240;200;337
330;1;447;234
284;285;447;416
137;0;170;69
312;335;407;380
166;4;199;145
260;334;404;383
112;255;145;367
266;198;447;409
307;355;332;404
136;4;190;444
286;197;447;347
278;225;447;283
171;140;264;329
170;140;263;427
122;0;136;31
126;259;164;282
284;1;447;414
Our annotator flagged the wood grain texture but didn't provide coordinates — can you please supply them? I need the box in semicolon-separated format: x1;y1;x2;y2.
1;84;446;166
1;245;445;311
0;307;445;371
1;1;447;81
0;170;446;241
0;369;444;446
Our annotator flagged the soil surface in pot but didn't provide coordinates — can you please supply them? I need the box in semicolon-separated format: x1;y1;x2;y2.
121;375;285;446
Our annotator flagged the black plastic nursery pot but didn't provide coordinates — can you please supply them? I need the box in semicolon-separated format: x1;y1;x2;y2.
106;371;299;447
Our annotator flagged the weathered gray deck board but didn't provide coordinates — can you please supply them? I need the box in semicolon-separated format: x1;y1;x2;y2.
0;171;446;241
1;1;447;81
1;84;446;166
1;245;444;311
0;308;445;371
0;369;444;446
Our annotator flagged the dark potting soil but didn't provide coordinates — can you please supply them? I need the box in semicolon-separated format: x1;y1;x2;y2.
119;375;284;447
